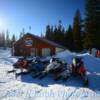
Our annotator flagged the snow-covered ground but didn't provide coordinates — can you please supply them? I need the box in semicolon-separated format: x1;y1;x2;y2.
0;49;100;100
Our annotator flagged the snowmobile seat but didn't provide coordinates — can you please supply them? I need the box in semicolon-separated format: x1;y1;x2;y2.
28;60;46;74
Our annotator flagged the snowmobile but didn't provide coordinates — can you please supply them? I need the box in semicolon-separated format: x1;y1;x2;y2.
51;57;88;85
15;57;46;76
7;57;25;74
53;64;72;81
28;57;50;79
53;57;88;86
32;58;66;79
31;57;55;78
7;57;33;76
13;57;24;69
29;60;46;74
71;57;89;86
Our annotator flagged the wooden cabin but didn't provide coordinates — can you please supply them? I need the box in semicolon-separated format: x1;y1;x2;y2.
12;33;65;57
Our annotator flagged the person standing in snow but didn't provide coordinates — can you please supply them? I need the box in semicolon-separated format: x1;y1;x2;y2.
78;61;88;86
72;57;83;76
19;57;28;73
96;50;100;58
78;61;86;76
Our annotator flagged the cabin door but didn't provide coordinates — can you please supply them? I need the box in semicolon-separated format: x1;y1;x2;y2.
31;48;36;56
42;48;50;57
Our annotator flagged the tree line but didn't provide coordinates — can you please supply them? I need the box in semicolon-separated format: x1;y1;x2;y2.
0;29;25;48
45;0;100;52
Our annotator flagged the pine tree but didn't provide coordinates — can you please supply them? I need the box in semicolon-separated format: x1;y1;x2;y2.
84;0;100;49
19;28;25;39
73;9;83;51
52;20;65;45
57;20;65;45
11;34;16;47
50;25;54;41
22;28;25;36
65;25;74;50
45;25;51;40
0;33;2;47
6;30;10;47
53;25;58;43
19;32;23;39
2;32;6;47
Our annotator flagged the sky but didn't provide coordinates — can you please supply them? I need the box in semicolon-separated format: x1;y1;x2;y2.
0;0;84;38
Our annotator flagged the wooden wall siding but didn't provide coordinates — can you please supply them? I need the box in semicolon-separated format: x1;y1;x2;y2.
13;34;56;57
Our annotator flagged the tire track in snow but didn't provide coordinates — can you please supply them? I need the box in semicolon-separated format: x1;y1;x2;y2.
66;87;79;100
0;64;16;83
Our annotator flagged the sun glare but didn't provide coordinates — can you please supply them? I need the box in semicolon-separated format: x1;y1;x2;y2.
0;17;7;30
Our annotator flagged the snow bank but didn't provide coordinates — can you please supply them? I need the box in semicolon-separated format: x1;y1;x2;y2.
0;48;17;65
55;50;75;64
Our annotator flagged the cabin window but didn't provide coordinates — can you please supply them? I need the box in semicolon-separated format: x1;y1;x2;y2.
42;48;50;57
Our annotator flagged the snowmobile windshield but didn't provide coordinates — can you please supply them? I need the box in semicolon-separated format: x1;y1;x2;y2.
72;58;76;66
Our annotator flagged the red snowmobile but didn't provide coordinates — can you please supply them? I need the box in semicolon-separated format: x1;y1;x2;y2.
7;57;33;76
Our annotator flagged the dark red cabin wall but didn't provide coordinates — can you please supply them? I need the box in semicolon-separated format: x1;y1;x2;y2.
13;35;56;57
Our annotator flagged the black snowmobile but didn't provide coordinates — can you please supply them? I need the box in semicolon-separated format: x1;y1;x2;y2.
53;57;88;86
28;58;50;78
32;58;67;79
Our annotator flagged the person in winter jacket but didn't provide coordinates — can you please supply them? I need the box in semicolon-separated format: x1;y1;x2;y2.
19;57;28;72
78;62;86;76
96;50;100;57
13;58;24;69
78;61;88;86
72;57;83;75
23;60;28;69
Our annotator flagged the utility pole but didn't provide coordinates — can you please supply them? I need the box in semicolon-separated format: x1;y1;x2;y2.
29;26;32;33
